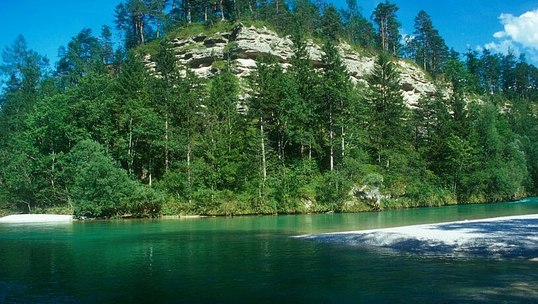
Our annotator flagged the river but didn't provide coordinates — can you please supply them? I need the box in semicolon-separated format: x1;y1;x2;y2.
1;198;538;303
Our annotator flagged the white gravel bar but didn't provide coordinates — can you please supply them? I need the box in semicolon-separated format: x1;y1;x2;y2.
0;214;73;223
298;214;538;259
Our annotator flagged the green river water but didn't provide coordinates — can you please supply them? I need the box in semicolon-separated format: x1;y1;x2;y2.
1;198;538;303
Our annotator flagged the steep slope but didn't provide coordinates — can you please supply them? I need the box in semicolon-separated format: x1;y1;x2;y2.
144;24;439;107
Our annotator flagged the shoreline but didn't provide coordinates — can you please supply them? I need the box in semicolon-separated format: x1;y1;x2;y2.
0;214;73;223
298;214;538;259
1;197;536;222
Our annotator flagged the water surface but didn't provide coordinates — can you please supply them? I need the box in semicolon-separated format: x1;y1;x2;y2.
1;199;538;303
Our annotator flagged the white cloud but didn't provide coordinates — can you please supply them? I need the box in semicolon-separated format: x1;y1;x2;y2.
495;10;538;49
399;28;414;41
493;31;506;39
484;40;520;56
484;8;538;63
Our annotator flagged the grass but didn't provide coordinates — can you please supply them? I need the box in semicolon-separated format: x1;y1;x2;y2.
138;22;234;56
137;38;165;56
0;205;74;217
346;41;377;57
32;205;74;215
400;58;435;82
167;22;235;40
211;60;226;70
236;18;277;33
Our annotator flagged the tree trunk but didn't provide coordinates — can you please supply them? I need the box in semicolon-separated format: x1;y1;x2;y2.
233;0;238;18
165;113;169;172
188;6;192;23
381;17;386;51
341;125;345;159
187;130;192;203
260;117;267;184
220;1;225;21
51;146;56;189
139;20;145;44
128;117;134;175
149;158;153;187
329;107;334;172
378;151;381;166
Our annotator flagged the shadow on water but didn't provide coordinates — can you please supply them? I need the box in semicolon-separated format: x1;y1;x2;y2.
304;217;538;259
1;199;538;303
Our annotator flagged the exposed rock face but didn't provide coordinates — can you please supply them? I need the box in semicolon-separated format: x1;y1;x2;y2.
144;24;439;106
347;184;386;210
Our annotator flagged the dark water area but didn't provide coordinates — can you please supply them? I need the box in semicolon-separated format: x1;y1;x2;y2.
1;199;538;303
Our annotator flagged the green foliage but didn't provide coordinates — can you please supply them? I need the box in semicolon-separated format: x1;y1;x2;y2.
341;0;376;50
68;140;163;218
320;5;342;41
366;52;411;169
2;1;538;219
56;28;108;86
406;10;449;77
372;1;401;56
211;60;226;70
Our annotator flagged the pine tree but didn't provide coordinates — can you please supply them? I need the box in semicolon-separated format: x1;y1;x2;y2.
115;0;152;48
320;4;342;41
500;50;517;96
56;29;105;86
195;70;247;211
100;25;115;67
146;0;170;38
153;40;181;173
114;50;160;182
320;40;353;171
479;49;502;95
410;10;448;76
341;0;376;49
289;24;320;161
366;52;410;169
372;1;401;56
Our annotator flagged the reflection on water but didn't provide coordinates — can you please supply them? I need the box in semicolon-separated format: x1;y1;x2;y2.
0;198;537;303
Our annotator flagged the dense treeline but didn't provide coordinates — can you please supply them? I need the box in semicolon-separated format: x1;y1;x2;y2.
1;0;538;217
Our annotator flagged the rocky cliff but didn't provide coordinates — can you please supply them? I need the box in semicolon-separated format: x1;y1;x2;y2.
144;24;439;106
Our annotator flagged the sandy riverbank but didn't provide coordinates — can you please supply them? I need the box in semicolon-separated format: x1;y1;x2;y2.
298;214;538;259
0;214;73;223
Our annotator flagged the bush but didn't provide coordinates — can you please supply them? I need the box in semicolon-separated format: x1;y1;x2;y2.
363;173;384;188
67;140;163;218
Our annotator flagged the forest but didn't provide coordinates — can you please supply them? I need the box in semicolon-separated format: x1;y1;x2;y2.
1;0;538;218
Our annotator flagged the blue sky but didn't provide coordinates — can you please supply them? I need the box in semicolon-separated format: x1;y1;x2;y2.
1;0;538;65
0;0;121;64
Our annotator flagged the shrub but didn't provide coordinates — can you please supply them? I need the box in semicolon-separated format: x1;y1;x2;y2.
68;140;163;218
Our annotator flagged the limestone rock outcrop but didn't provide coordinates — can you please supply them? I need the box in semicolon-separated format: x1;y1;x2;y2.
144;24;439;106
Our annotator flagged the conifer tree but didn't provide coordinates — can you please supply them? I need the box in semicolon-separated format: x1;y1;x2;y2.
56;29;105;86
114;50;160;182
153;40;181;173
320;4;342;41
372;1;401;56
200;70;244;202
341;0;376;49
290;24;320;161
410;10;449;76
320;40;353;171
366;52;410;169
